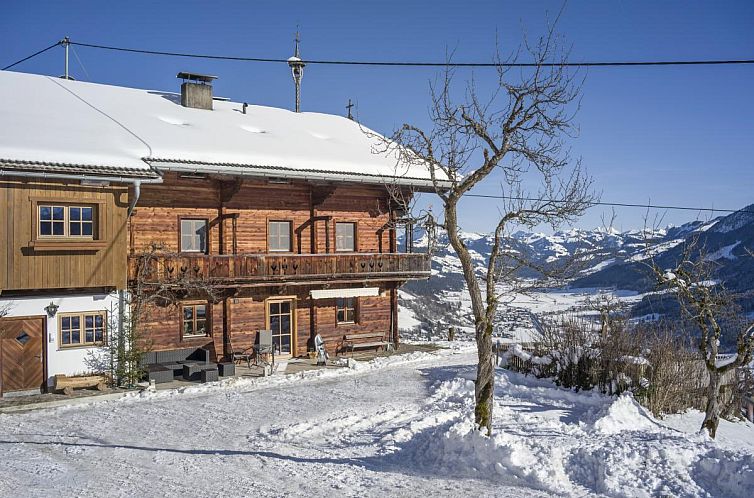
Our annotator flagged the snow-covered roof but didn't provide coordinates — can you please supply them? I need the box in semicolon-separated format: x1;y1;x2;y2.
0;71;445;188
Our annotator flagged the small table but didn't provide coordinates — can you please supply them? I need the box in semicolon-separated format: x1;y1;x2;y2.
182;363;203;381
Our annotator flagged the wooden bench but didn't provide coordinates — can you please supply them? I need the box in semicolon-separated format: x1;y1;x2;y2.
340;332;392;356
54;374;109;395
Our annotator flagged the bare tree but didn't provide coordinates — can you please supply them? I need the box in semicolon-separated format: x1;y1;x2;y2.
651;239;754;438
377;28;595;434
584;292;629;339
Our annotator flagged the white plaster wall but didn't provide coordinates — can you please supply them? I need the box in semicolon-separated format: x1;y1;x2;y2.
0;292;119;386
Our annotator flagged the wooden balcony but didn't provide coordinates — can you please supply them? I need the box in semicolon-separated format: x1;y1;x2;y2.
128;252;431;288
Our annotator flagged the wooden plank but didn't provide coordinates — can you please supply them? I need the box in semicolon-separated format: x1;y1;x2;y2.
1;182;9;289
54;374;108;391
128;175;405;358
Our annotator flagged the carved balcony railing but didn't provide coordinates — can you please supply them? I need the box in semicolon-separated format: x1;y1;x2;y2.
128;252;431;287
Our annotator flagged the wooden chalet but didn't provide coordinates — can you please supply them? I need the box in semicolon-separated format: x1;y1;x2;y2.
129;173;431;360
0;70;447;394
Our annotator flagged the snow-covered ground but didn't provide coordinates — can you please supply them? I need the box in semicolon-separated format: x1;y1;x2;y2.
1;345;752;497
400;286;647;343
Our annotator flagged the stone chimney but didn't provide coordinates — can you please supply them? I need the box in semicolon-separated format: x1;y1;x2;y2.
177;72;217;110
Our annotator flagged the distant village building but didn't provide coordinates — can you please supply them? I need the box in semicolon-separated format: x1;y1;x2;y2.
0;70;448;395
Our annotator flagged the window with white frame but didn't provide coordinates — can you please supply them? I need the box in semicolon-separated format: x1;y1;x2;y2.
38;205;95;238
336;297;357;324
180;219;208;253
59;312;106;348
268;221;292;252
182;303;208;338
335;222;356;252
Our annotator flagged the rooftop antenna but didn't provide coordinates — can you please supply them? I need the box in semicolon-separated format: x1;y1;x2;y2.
346;99;354;120
287;29;305;113
61;36;71;80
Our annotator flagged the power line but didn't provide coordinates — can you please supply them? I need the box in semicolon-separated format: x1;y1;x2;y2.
2;39;751;217
69;40;754;68
2;41;62;71
4;39;754;71
465;194;754;215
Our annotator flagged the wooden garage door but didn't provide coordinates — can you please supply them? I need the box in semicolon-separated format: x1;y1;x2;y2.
0;317;45;395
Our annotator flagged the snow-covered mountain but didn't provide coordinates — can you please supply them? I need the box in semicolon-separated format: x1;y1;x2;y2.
400;205;754;341
573;205;754;294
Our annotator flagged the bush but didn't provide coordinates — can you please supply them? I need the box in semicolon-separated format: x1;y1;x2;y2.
502;318;715;418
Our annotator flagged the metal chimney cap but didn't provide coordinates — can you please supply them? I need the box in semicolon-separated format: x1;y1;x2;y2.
176;72;217;83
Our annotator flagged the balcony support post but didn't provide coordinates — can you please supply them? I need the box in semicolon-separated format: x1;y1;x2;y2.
390;285;399;351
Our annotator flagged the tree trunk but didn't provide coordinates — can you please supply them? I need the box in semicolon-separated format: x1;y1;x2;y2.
475;320;495;435
442;201;497;434
702;370;722;438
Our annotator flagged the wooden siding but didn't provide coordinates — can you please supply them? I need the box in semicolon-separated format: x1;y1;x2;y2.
131;174;404;358
129;174;393;256
138;299;222;359
0;178;129;291
314;186;391;253
140;286;393;360
314;295;392;354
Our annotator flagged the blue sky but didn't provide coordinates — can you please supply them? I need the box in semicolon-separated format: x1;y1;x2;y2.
2;1;753;233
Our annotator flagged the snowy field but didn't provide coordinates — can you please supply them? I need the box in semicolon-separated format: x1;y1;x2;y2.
1;345;753;497
399;286;647;343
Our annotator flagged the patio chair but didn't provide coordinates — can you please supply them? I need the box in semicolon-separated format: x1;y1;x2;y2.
253;329;275;369
229;337;254;369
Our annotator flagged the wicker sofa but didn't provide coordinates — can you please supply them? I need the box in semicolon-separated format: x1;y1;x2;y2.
142;347;217;384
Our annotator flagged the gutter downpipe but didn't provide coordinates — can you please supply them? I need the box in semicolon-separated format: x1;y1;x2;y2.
127;180;141;217
121;179;145;382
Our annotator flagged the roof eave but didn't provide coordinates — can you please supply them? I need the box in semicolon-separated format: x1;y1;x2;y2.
0;158;161;182
146;159;452;192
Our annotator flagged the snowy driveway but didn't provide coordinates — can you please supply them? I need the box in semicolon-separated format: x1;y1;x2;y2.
0;347;752;497
0;350;544;498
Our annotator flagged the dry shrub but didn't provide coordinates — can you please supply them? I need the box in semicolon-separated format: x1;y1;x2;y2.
594;320;643;396
503;317;723;417
635;324;699;417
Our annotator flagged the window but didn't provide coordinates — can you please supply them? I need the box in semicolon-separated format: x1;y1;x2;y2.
268;221;292;252
38;205;94;238
182;303;208;338
180;219;208;253
59;312;106;348
335;222;356;252
268;299;293;355
69;206;94;236
336;297;357;324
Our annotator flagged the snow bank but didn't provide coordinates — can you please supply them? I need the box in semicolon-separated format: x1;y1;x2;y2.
591;394;657;434
398;368;754;497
